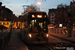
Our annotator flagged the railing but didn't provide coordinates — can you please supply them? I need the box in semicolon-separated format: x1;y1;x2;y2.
48;28;75;37
0;30;11;50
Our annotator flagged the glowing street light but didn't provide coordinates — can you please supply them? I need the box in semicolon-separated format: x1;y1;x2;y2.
37;2;41;11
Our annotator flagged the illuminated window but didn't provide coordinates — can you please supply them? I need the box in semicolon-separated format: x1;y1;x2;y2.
35;20;36;23
31;20;34;27
32;20;34;23
22;23;24;25
2;22;3;25
37;15;42;18
44;21;46;24
30;24;31;28
39;23;43;28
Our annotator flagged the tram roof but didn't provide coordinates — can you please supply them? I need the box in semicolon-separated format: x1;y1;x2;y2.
23;11;46;16
29;11;46;13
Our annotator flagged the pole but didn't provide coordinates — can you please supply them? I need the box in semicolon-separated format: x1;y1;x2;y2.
39;5;40;11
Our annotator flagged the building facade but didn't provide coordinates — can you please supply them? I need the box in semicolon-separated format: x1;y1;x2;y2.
48;9;56;24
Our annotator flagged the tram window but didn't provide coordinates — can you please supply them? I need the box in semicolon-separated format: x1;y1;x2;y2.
31;20;34;23
22;23;24;25
30;24;31;28
39;23;43;28
2;22;3;25
31;20;34;27
31;20;37;27
35;20;36;23
44;21;46;24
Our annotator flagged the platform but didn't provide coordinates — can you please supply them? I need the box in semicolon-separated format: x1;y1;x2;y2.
5;29;28;50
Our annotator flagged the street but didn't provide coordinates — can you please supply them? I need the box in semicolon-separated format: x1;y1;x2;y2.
3;29;75;50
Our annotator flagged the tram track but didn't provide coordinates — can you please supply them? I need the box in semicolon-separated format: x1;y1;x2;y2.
44;42;75;50
20;35;75;50
26;44;50;50
49;34;75;44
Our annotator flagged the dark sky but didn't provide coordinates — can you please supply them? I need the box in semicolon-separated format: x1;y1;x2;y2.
0;0;73;16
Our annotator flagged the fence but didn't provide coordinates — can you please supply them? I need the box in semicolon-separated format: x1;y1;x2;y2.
48;28;75;37
0;30;11;50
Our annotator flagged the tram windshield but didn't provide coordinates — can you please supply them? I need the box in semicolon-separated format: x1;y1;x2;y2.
29;19;47;32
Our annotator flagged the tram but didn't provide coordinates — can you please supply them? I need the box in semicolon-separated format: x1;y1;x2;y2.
20;11;49;44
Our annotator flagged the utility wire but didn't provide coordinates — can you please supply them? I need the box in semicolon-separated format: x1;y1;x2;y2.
41;0;46;7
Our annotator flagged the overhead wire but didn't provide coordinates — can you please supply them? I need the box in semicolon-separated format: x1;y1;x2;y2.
41;0;46;7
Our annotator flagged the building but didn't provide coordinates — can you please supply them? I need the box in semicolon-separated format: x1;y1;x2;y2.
0;2;18;21
69;2;75;24
48;9;56;24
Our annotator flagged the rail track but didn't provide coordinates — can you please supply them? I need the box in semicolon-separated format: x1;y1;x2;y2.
44;42;75;50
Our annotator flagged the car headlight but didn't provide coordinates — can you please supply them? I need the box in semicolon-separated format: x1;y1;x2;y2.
46;34;49;37
29;34;32;38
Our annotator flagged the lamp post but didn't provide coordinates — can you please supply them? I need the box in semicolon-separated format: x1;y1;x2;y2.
37;2;41;11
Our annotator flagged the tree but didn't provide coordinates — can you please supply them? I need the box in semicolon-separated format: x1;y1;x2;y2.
23;4;38;14
55;4;68;26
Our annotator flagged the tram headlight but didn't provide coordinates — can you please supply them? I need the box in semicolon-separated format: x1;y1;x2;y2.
29;34;32;38
37;15;42;18
46;34;49;37
32;15;35;18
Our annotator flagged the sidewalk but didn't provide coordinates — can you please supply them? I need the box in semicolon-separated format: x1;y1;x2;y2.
5;29;28;50
49;32;75;44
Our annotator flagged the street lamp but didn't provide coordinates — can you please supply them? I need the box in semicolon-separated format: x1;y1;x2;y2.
37;2;41;11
